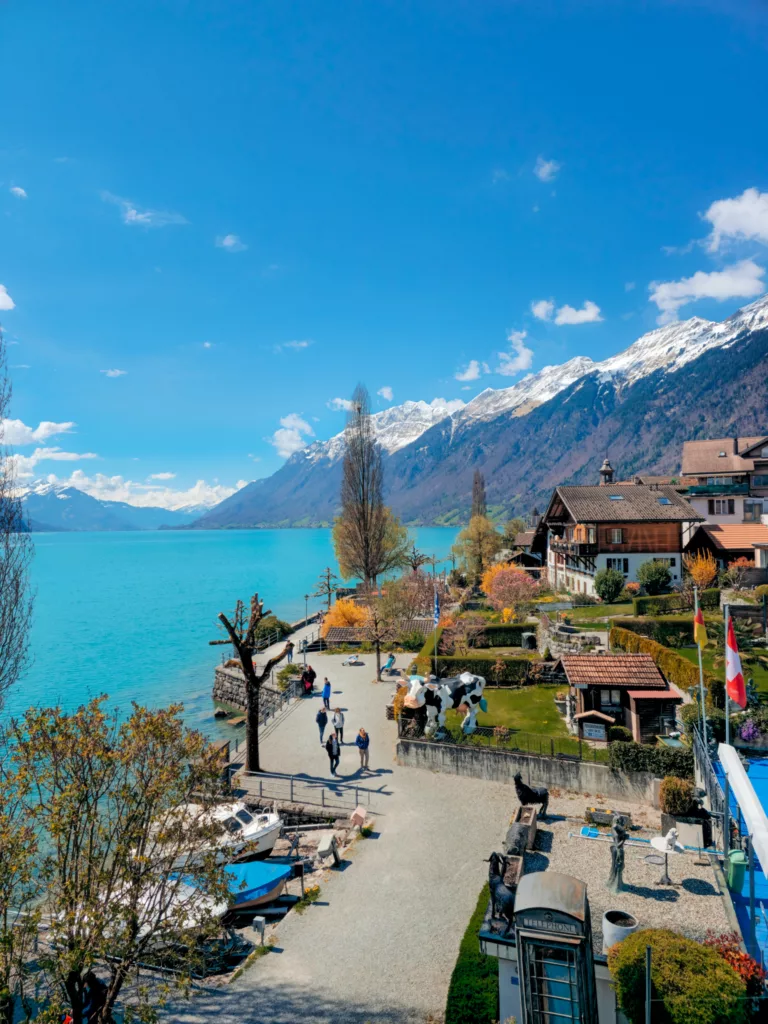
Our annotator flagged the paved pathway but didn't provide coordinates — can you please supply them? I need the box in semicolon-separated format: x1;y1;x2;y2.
168;652;514;1024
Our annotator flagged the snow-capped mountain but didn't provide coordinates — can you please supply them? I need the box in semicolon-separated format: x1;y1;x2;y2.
196;292;768;528
23;484;204;531
301;398;466;463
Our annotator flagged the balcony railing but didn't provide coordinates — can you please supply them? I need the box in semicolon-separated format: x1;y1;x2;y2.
550;538;598;557
688;483;749;496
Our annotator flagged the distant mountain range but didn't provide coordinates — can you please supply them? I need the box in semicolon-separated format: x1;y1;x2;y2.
23;485;204;532
195;293;768;528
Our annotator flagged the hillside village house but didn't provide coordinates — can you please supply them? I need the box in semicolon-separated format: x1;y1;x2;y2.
684;522;768;573
681;436;768;537
536;461;703;596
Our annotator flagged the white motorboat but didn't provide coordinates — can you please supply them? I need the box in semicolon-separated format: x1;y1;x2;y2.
171;802;282;868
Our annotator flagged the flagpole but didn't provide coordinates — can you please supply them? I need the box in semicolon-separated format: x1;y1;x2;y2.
694;586;708;743
729;598;733;856
433;582;439;680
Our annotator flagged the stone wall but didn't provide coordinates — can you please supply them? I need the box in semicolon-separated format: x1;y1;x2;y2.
396;738;660;806
213;668;290;715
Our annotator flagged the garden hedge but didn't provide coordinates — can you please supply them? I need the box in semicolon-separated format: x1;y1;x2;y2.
612;616;696;647
473;624;532;648
608;741;694;779
445;883;498;1024
632;588;720;616
416;629;536;684
608;928;746;1024
609;625;724;708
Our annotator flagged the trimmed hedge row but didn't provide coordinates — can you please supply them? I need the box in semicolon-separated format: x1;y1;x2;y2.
445;883;498;1024
416;629;537;683
612;616;695;646
632;588;720;616
474;624;532;648
609;625;724;708
608;740;694;778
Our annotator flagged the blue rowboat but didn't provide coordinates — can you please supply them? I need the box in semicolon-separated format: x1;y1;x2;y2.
224;861;293;910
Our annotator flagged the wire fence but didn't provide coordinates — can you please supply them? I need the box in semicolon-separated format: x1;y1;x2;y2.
397;718;609;762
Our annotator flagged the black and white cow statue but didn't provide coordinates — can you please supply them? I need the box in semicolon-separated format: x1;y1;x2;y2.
404;672;487;736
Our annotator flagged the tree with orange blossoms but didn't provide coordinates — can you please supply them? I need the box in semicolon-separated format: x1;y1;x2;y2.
683;550;718;590
487;566;540;619
481;561;526;596
320;597;370;636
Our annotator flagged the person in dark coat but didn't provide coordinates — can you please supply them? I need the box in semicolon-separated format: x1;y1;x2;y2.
286;640;295;664
355;727;370;771
306;664;317;688
316;707;328;744
325;731;341;775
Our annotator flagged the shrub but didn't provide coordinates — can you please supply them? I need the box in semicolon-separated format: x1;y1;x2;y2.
612;616;695;648
740;719;761;743
320;597;369;636
486;566;540;617
754;584;768;601
683;550;719;590
637;559;672;595
632;588;720;616
703;931;767;998
608;741;694;779
659;776;695;816
608;928;747;1024
609;725;633;743
594;567;626;603
415;629;535;683
396;629;429;651
253;614;292;644
444;884;498;1024
571;592;599;606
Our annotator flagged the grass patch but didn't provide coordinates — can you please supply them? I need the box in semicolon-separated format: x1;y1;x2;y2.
445;883;498;1024
677;647;768;693
293;883;321;915
567;602;633;620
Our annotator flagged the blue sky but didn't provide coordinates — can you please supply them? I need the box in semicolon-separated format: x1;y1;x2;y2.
2;0;768;508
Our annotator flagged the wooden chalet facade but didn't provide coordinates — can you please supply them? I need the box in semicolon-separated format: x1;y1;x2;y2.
537;463;703;596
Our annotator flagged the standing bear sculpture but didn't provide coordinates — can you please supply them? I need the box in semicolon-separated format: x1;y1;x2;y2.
404;672;487;737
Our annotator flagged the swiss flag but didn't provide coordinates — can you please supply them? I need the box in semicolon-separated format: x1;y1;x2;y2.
726;618;747;709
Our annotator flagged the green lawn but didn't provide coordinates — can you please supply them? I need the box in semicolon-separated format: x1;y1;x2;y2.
568;602;633;620
677;647;768;693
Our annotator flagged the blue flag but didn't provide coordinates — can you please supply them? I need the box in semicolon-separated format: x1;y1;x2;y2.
433;590;440;627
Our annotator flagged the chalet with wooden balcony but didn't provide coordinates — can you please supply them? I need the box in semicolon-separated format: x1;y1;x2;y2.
538;462;703;596
681;435;768;537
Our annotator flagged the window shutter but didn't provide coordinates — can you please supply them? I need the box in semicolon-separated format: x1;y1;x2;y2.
728;499;735;514
708;499;715;515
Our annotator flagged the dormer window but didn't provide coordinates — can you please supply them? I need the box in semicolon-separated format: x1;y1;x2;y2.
718;451;726;457
762;447;768;458
609;495;624;501
657;496;672;505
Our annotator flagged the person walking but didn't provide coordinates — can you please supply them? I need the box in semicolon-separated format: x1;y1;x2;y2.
356;728;370;771
322;678;332;710
332;707;345;743
286;640;295;664
325;731;341;775
316;706;328;744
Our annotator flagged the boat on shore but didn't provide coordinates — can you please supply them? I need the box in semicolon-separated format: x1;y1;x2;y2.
169;802;282;868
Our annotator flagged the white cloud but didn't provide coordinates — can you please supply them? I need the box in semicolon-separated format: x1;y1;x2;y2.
455;360;482;382
202;341;213;349
497;330;534;377
327;398;354;412
531;299;554;321
554;300;603;325
270;413;315;458
12;446;98;479
149;472;175;480
377;386;394;401
649;259;765;325
491;168;510;185
0;285;16;311
101;192;187;228
534;156;560;182
429;397;465;415
101;369;127;378
2;418;74;445
215;233;247;252
704;188;768;252
277;339;312;352
10;186;27;199
37;470;245;510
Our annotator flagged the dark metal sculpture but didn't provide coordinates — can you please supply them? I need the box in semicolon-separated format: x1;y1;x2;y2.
486;851;515;934
504;823;529;858
513;771;549;819
607;815;628;893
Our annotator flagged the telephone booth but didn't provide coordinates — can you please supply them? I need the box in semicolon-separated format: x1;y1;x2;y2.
514;872;599;1024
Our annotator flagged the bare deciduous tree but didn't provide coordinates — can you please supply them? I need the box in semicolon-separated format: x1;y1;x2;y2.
0;327;34;713
210;594;290;772
333;384;408;586
312;566;339;610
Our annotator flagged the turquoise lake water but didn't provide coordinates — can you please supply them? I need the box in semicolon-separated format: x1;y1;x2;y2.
7;528;457;735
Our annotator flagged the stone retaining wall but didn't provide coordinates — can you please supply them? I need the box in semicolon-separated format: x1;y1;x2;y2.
396;738;660;806
213;668;289;715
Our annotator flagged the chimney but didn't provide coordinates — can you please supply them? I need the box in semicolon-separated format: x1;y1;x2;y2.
599;458;614;486
530;507;541;528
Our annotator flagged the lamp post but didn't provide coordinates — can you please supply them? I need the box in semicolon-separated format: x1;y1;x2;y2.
303;593;310;668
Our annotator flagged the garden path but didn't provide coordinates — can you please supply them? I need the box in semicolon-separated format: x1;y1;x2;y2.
167;652;514;1024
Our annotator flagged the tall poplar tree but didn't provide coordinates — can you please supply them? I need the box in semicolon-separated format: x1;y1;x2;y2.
471;469;487;519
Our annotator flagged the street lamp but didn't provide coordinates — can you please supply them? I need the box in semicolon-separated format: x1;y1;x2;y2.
303;593;310;667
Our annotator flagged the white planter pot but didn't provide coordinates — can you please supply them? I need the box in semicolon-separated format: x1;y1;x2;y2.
602;910;639;954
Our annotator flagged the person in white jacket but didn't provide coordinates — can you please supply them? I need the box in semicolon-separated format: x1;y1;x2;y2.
332;708;345;744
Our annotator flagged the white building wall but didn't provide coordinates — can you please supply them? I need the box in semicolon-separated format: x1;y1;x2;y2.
547;548;681;596
688;495;746;523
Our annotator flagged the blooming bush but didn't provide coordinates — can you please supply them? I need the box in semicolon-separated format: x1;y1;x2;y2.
486;567;540;617
740;719;761;744
704;931;766;997
320;597;369;636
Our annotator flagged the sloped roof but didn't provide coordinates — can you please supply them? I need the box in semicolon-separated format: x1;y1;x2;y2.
549;484;703;524
681;437;766;476
557;653;667;689
627;689;682;702
514;530;536;547
698;523;768;552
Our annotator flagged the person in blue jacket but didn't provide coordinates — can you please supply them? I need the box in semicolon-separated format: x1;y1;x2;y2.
356;727;370;771
322;678;332;709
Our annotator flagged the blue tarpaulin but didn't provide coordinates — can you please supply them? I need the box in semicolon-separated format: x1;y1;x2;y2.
224;861;292;906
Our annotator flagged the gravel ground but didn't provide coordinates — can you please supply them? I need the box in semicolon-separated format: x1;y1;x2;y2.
165;652;516;1024
508;792;730;952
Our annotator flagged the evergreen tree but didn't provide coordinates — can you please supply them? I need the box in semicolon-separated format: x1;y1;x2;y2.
471;469;487;519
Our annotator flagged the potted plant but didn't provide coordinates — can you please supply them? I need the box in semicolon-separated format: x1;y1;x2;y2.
659;776;711;848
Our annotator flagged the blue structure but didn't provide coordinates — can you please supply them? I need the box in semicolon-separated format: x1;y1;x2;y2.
224;861;292;907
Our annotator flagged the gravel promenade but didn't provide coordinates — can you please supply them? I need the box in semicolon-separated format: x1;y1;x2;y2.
168;652;515;1024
